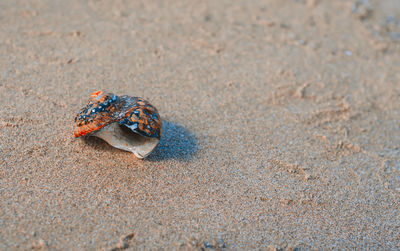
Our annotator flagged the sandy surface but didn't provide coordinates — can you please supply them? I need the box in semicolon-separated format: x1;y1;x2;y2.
1;0;400;249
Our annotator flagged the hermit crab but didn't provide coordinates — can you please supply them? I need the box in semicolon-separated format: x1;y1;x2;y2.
74;91;162;158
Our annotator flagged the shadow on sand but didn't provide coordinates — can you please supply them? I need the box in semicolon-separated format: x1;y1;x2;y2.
81;120;198;161
147;120;198;161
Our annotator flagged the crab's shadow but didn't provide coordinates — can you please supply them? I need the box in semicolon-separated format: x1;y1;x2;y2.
82;120;198;161
148;120;198;161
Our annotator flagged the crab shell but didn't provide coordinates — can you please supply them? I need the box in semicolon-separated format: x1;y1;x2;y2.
74;91;162;158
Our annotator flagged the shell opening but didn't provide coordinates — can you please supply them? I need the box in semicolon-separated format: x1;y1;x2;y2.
93;123;160;158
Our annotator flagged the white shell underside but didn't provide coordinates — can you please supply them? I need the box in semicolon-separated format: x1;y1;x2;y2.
93;123;160;158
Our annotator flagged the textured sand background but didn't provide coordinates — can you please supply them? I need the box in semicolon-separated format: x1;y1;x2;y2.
1;0;400;249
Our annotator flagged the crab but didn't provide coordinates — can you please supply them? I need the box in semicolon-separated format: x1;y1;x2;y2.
74;91;162;158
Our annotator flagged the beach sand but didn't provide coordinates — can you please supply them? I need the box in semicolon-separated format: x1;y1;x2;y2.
1;0;399;249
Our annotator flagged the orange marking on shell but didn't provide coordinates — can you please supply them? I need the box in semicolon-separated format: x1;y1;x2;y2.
74;123;111;137
91;90;103;98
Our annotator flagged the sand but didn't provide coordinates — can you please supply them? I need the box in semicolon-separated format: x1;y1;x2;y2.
1;0;399;249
